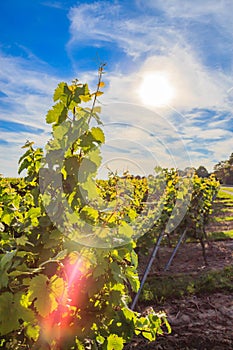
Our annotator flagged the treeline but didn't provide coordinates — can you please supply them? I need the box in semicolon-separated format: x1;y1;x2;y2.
183;153;233;185
213;152;233;185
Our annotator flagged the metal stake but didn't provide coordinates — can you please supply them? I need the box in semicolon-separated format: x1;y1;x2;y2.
164;229;187;271
131;230;165;310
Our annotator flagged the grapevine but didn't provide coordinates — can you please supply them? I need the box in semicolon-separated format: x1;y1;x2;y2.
0;68;170;349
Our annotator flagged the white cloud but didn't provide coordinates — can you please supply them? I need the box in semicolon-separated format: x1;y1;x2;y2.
145;0;233;19
142;0;233;46
0;54;59;128
105;48;231;111
41;1;65;10
208;136;233;163
1;0;233;176
67;0;233;113
68;1;179;59
99;106;193;175
0;53;60;176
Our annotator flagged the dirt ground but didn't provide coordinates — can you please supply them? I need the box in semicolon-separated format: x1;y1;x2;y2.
125;240;233;350
126;292;233;349
148;239;233;274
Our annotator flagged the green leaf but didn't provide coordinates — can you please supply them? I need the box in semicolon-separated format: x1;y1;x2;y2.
25;324;40;341
92;259;108;278
142;331;154;341
18;148;31;165
15;235;30;246
0;292;21;335
75;84;91;103
0;292;35;335
0;339;5;347
27;207;41;219
81;178;99;200
78;158;97;182
28;274;58;317
53;82;71;103
106;334;124;350
1;212;13;225
53;121;70;140
0;271;9;288
162;314;172;334
75;338;85;349
50;275;67;303
88;148;102;168
79;131;95;150
79;94;91;102
0;250;16;270
80;206;99;223
125;266;140;292
118;222;134;239
130;249;138;268
110;261;122;282
122;307;137;322
91;127;105;144
46;102;67;124
18;158;30;174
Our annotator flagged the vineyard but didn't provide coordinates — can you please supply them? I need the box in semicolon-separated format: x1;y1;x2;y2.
0;72;232;349
127;189;233;349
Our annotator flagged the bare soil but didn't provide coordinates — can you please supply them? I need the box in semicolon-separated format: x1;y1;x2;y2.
147;239;233;274
125;240;233;350
126;292;233;349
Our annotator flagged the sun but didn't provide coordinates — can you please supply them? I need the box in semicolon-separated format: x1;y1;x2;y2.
139;72;175;107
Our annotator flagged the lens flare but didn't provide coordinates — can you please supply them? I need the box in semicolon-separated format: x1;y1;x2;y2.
40;255;90;345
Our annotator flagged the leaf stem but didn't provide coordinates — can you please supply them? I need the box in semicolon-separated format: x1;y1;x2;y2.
88;63;106;124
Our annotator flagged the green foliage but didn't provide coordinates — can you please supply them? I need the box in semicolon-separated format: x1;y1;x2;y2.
141;265;233;302
0;291;35;335
214;152;233;185
138;171;220;255
0;68;170;349
195;165;209;178
221;186;233;194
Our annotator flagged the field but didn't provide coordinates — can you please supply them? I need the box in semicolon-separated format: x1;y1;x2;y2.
125;188;233;349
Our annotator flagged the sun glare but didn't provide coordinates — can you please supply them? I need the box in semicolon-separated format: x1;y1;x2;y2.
139;72;175;107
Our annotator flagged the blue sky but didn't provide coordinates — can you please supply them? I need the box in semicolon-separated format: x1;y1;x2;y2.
0;0;232;177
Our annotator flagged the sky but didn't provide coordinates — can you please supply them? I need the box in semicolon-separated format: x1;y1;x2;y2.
0;0;232;178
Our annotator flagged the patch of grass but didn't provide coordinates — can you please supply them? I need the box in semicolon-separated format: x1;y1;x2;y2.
221;208;233;213
140;265;233;304
217;190;233;200
221;186;233;193
197;265;233;294
214;216;233;222
208;230;233;240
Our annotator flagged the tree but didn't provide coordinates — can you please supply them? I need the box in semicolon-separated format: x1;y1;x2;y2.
229;152;233;165
213;153;233;185
196;166;209;178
